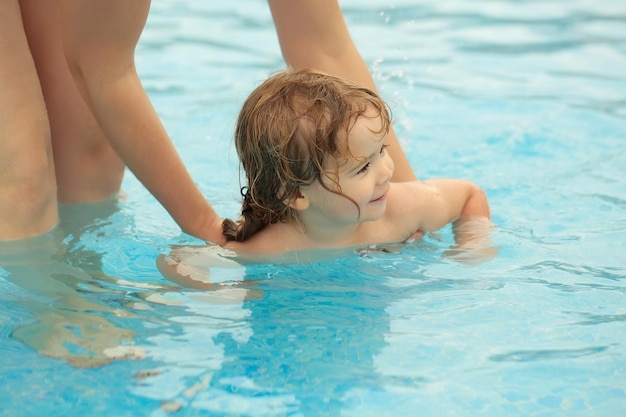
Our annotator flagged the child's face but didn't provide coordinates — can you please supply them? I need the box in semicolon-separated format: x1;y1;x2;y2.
300;111;394;226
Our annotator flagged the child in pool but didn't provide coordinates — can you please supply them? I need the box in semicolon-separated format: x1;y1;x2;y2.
158;69;494;287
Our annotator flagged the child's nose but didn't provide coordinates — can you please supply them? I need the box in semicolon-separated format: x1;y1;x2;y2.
378;155;394;184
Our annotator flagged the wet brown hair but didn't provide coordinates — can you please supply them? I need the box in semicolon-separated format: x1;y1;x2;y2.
222;69;391;242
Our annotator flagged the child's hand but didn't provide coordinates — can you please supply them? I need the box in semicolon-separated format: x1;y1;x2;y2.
156;245;246;290
446;217;500;265
156;254;214;290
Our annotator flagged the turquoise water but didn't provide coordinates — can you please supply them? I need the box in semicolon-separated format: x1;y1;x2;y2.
2;0;626;416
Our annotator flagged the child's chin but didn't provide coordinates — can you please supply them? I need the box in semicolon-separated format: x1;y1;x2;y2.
361;211;385;223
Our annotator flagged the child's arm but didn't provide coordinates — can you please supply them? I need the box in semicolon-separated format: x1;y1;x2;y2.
414;179;491;232
412;179;497;263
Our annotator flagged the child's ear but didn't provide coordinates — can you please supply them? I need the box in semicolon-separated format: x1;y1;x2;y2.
286;191;309;211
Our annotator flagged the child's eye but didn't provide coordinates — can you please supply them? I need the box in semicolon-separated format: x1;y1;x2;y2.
357;163;370;175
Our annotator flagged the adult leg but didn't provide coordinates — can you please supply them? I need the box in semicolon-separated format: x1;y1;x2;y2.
0;1;58;240
20;0;125;203
268;0;416;181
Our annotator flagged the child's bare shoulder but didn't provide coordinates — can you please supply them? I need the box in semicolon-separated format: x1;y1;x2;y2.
378;182;424;234
383;181;448;235
386;181;432;213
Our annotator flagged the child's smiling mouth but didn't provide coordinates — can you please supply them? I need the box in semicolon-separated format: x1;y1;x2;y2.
370;188;389;203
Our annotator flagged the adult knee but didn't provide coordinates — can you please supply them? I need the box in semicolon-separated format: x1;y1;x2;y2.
0;119;59;240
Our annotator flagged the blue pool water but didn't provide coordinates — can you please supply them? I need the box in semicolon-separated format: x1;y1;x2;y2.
2;0;625;416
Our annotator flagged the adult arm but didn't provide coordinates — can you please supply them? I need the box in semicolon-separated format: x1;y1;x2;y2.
268;0;416;182
60;0;224;242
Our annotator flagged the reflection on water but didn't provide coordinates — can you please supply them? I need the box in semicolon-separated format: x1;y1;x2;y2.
129;290;255;413
0;199;258;370
128;258;401;416
0;199;143;368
